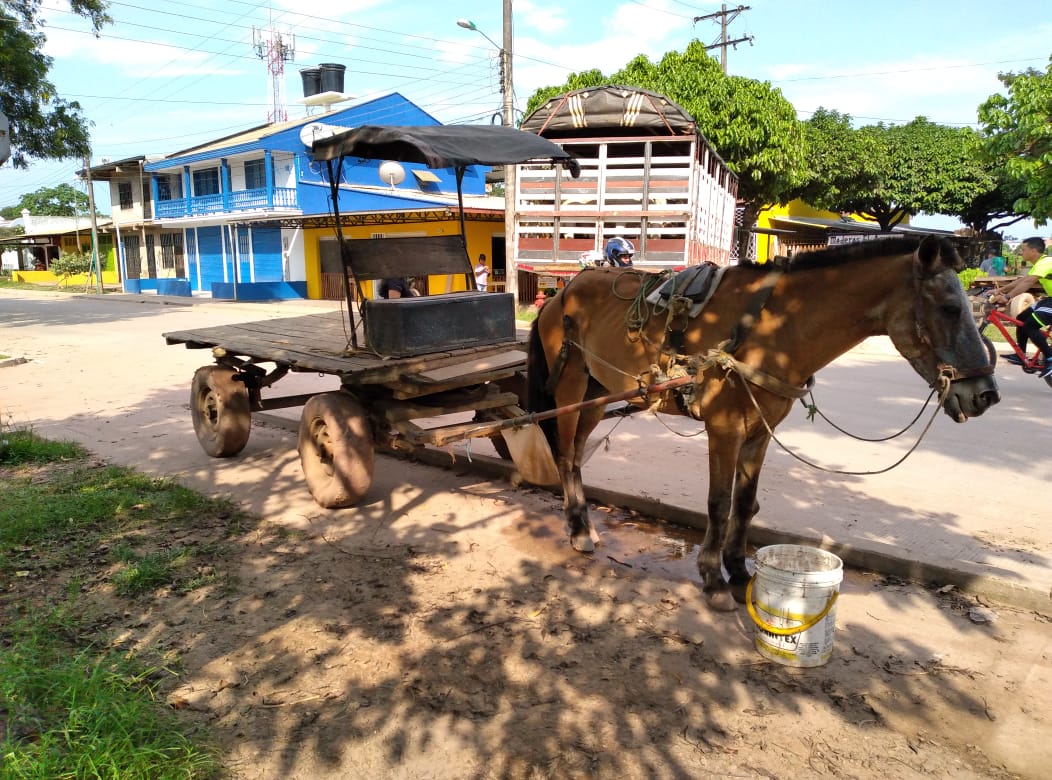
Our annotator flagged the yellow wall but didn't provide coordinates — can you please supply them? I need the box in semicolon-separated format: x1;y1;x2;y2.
303;218;501;299
12;269;120;286
754;201;891;262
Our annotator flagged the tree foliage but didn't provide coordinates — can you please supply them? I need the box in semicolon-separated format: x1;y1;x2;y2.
0;0;112;169
795;108;881;212
798;113;990;232
523;41;807;258
48;249;93;284
953;157;1030;238
977;60;1052;225
0;183;92;218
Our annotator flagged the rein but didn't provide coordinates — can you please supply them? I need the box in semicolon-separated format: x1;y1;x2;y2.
800;388;939;442
737;365;954;476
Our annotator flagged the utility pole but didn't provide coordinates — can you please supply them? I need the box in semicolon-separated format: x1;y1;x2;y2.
694;4;753;74
457;2;516;303
83;154;103;294
502;0;517;304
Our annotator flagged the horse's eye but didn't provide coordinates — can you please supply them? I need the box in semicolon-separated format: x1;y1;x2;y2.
941;303;962;319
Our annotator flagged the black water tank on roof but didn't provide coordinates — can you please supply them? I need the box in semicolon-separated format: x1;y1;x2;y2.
319;63;346;94
300;67;322;98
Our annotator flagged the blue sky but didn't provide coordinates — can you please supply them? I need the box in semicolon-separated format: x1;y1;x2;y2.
3;0;1050;232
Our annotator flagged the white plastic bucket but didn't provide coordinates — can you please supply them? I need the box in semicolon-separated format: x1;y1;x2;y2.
746;544;844;668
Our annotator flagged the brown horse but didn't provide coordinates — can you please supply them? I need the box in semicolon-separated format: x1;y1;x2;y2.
526;236;1000;611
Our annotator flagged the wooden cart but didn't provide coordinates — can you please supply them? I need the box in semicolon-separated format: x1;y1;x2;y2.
165;125;583;507
164;310;544;507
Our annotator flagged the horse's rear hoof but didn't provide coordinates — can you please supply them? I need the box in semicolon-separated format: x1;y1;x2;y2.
730;581;749;605
704;589;738;612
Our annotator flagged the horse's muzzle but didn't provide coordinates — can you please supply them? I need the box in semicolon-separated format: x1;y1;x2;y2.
942;376;1000;422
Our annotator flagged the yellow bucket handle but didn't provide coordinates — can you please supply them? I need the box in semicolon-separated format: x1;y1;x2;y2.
745;575;839;637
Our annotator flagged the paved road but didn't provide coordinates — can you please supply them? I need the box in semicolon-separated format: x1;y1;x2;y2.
2;288;1050;610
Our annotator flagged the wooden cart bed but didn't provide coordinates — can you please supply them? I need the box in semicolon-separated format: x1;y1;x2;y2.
163;311;527;389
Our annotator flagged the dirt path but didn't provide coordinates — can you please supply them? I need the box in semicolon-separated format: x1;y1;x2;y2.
93;466;1047;780
2;291;1050;778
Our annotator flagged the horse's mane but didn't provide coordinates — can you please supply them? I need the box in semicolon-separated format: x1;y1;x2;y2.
736;236;950;274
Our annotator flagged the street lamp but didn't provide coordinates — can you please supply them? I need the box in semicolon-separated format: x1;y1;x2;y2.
456;4;518;303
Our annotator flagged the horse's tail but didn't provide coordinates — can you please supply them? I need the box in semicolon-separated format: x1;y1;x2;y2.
525;315;560;453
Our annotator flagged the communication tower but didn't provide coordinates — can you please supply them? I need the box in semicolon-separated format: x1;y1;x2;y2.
252;18;295;124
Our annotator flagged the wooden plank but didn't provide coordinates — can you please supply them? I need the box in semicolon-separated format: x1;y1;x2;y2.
416;350;525;383
390;365;523;400
378;391;521;423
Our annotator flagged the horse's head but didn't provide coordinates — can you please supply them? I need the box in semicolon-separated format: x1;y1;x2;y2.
886;236;1000;422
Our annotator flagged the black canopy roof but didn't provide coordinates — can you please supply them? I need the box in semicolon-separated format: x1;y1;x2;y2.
520;85;697;139
311;124;579;176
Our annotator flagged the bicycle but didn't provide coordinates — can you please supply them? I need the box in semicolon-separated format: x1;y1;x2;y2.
976;299;1052;389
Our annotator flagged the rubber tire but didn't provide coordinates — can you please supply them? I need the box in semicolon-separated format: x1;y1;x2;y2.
1008;293;1036;319
190;365;251;457
298;392;375;508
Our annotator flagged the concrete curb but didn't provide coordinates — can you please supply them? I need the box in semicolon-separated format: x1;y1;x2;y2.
255;412;1050;613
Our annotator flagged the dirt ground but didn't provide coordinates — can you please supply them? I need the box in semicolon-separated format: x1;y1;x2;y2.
48;448;1045;780
3;292;1051;778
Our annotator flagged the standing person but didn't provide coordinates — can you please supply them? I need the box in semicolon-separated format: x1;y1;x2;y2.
980;248;1005;276
992;236;1052;378
474;254;489;292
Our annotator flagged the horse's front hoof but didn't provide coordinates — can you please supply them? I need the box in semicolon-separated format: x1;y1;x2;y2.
570;532;595;553
704;589;738;612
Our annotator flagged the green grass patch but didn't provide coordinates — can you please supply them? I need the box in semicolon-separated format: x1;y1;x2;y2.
0;428;84;465
515;306;539;323
0;278;57;292
111;544;192;596
0;606;221;779
0;464;228;554
0;424;246;776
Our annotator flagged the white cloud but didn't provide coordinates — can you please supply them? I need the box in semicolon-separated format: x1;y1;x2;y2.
42;16;245;79
516;0;570;35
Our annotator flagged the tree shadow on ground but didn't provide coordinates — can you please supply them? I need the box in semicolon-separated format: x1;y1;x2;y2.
6;350;1036;777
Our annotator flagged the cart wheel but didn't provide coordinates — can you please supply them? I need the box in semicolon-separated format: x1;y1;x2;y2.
1008;293;1035;319
190;366;250;457
298;392;375;508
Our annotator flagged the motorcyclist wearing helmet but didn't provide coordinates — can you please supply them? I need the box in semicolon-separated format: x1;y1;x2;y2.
604;237;635;267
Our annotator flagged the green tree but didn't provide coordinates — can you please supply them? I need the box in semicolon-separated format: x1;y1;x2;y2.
799;115;988;232
977;60;1052;225
523;41;807;259
795;108;881;212
48;249;93;287
0;1;112;169
0;183;92;218
954;165;1030;239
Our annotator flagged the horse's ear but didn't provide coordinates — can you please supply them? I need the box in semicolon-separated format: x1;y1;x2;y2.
915;234;958;276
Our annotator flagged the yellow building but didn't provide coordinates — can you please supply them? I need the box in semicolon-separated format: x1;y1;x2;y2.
751;201;934;263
